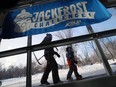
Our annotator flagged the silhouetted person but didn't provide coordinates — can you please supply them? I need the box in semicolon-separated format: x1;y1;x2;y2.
66;46;82;81
0;81;2;86
40;34;62;85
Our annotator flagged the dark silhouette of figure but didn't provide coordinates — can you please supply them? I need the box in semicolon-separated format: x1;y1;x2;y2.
40;34;62;85
0;81;2;86
66;46;82;81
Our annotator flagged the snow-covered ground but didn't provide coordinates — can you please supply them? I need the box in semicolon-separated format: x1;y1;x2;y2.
1;60;116;87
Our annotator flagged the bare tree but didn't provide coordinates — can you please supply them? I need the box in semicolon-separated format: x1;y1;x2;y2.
55;29;73;39
32;61;40;74
54;29;80;65
99;37;116;61
88;41;102;63
78;54;86;66
106;37;116;55
80;42;93;65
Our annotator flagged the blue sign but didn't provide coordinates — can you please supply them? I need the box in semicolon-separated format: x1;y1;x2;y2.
1;0;111;39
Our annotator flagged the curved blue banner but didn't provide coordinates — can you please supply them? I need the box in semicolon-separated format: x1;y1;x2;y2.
1;0;111;39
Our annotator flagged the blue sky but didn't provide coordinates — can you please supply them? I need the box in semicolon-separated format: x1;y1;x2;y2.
0;8;116;68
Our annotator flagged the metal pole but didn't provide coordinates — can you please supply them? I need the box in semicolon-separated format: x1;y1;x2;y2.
86;25;113;76
26;36;32;87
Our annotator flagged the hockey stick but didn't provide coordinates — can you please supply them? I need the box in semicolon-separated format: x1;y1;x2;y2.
33;52;44;65
55;47;58;51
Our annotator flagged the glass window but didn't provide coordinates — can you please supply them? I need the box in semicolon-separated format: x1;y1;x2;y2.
0;37;27;52
0;53;26;87
98;36;116;74
91;8;116;32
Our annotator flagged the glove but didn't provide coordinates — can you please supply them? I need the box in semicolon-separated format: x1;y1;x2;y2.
74;60;78;64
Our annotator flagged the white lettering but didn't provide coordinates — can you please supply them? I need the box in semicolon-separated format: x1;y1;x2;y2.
38;11;45;21
15;1;96;32
45;10;50;20
32;12;39;22
51;8;59;18
76;3;83;14
81;2;88;12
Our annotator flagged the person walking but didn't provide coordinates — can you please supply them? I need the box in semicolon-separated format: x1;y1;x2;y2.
40;34;62;85
66;46;82;81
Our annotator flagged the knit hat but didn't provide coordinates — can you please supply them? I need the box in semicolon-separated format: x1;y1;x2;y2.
41;33;52;43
